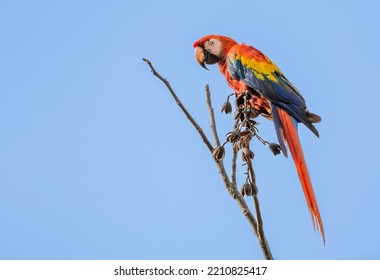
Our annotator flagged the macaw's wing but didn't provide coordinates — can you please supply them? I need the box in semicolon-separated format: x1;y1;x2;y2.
226;44;319;139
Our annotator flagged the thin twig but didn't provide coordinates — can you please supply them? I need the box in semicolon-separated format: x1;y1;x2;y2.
213;159;261;247
247;160;273;259
231;119;239;188
143;58;213;152
231;149;238;189
205;85;220;147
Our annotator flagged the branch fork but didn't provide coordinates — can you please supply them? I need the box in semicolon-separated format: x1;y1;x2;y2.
144;58;273;260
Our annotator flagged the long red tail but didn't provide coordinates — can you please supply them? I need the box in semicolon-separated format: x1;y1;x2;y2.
277;108;325;244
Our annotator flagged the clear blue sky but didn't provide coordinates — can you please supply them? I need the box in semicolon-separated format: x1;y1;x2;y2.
0;0;379;260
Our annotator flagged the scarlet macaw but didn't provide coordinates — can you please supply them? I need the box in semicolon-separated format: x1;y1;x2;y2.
194;35;325;243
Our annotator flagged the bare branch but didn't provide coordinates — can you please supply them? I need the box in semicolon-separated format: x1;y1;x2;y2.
231;118;239;188
205;87;273;260
143;58;213;152
144;58;273;260
247;160;273;259
205;84;221;147
231;149;238;188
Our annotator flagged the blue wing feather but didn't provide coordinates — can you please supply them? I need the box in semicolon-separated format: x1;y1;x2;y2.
272;105;288;157
227;56;319;137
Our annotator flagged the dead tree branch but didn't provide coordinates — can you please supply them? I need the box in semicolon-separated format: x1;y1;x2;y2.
205;85;221;147
142;58;213;152
143;58;273;260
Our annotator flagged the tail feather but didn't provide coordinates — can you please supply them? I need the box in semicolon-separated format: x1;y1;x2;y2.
272;106;288;158
275;106;325;244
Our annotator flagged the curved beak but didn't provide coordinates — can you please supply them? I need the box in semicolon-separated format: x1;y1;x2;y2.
195;46;220;70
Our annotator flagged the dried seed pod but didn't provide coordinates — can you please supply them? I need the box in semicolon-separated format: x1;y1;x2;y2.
240;141;250;149
240;112;245;122
247;107;260;119
239;130;250;136
242;148;254;162
249;120;258;127
251;183;258;195
235;93;245;104
226;131;240;143
240;132;252;143
221;101;232;114
269;143;281;156
241;182;252;197
233;141;241;152
241;182;257;196
244;90;252;100
212;145;225;161
234;111;242;120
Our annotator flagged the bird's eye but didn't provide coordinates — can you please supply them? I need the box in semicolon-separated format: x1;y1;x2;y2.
209;40;214;45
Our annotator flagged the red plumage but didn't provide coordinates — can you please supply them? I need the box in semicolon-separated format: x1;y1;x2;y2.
277;107;325;243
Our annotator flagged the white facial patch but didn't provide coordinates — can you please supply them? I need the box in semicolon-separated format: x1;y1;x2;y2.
205;39;222;56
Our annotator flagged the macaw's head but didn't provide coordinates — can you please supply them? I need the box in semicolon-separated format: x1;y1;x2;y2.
193;35;237;70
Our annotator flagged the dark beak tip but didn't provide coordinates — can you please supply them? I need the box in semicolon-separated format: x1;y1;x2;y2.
200;63;209;70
